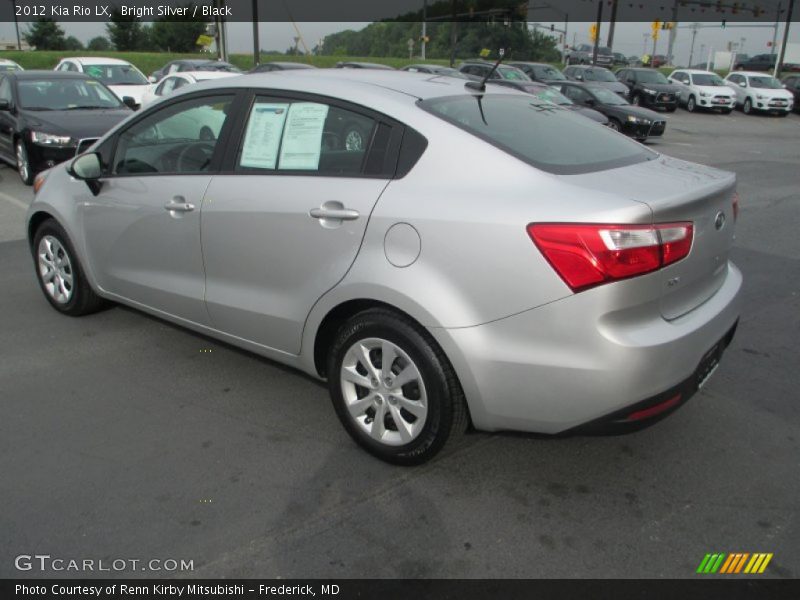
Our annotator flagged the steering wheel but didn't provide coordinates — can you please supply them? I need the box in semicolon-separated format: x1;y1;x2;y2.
175;142;215;172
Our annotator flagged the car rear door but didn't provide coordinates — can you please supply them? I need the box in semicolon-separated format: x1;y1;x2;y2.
199;92;401;354
82;90;242;324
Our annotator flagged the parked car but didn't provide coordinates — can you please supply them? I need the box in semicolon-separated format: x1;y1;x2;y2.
557;81;666;141
489;79;609;125
651;55;669;68
54;57;150;108
150;60;241;83
248;62;316;74
0;71;131;184
458;61;531;82
335;62;395;70
27;70;740;464
667;69;736;113
616;68;680;111
724;71;794;115
507;62;567;84
401;65;470;79
565;44;614;68
0;58;23;72
612;52;629;67
563;65;630;98
733;53;800;73
140;71;240;108
780;74;800;112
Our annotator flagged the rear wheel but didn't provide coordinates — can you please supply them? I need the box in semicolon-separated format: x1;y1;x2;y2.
32;219;107;316
327;308;467;465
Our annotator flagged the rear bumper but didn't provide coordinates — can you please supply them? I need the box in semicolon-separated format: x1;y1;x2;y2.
428;261;742;434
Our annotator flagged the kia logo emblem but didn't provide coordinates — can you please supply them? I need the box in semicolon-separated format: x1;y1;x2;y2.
714;211;726;230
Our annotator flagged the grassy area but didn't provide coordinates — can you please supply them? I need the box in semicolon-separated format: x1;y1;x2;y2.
1;50;722;77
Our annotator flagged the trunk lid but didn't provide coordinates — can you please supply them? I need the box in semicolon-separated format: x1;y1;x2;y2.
564;155;737;319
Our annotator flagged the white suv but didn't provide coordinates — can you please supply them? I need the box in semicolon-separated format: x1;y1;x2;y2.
667;69;736;113
724;71;794;116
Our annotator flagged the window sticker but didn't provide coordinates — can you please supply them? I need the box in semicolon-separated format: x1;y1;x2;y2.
278;102;329;170
239;103;289;169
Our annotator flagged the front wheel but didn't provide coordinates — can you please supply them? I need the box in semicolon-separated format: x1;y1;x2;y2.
32;219;107;316
686;95;696;112
631;94;641;106
327;309;467;465
608;118;622;132
743;98;753;114
16;139;34;186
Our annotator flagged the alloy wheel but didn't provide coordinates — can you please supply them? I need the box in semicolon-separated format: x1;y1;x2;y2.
16;141;29;183
38;235;74;304
340;337;428;446
744;98;752;114
344;129;364;151
687;96;696;112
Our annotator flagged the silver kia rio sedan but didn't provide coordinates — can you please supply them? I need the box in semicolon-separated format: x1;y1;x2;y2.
26;70;742;464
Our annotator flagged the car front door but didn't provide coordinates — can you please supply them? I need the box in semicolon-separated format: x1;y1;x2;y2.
81;91;241;324
0;77;15;159
200;93;398;354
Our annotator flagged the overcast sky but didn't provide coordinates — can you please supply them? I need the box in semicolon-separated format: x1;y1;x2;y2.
1;20;798;65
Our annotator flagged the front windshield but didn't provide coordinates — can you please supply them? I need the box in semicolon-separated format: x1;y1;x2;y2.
18;79;123;110
527;85;572;105
590;87;629;105
583;68;617;82
420;94;654;174
533;65;566;80
691;73;725;86
0;64;21;72
748;76;783;89
636;70;669;84
83;64;147;85
499;67;529;81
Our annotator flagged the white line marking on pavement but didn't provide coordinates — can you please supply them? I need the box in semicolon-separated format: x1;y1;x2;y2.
0;190;29;210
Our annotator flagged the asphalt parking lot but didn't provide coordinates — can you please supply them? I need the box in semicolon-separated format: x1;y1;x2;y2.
1;109;798;579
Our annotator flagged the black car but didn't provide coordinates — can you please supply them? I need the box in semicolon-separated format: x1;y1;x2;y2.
401;64;470;79
489;80;609;125
507;62;567;84
0;71;132;184
248;62;317;74
557;82;665;142
565;44;614;68
735;53;800;73
781;74;800;111
615;68;680;111
458;61;531;82
563;65;630;99
335;62;395;70
150;60;241;83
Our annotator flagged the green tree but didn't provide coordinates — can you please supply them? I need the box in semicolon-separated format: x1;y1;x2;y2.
107;9;146;51
87;36;111;51
23;18;66;51
150;4;209;53
64;36;84;51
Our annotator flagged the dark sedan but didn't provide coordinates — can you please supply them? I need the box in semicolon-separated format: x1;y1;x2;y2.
563;65;630;98
401;64;470;79
780;74;800;111
489;80;609;125
0;71;132;184
335;62;395;70
557;82;666;142
248;62;317;74
507;62;567;85
615;68;680;111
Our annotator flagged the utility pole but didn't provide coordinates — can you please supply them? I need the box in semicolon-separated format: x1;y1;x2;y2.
562;13;569;64
591;0;603;66
643;33;649;56
12;0;21;50
771;2;782;55
252;0;259;67
775;0;795;78
688;23;699;67
666;0;679;66
449;0;458;68
606;0;618;49
421;0;427;60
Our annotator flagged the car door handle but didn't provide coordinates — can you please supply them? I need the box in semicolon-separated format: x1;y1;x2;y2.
164;198;195;213
309;207;359;221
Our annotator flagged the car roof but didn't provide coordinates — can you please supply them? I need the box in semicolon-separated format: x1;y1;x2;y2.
6;70;93;80
263;62;316;68
676;69;718;75
733;71;777;77
337;62;395;69
568;65;611;70
509;62;552;67
173;71;241;81
67;57;133;66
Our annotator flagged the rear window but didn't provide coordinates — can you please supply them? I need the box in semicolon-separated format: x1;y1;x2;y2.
420;94;656;175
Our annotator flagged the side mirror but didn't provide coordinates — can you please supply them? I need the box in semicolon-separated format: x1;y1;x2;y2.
0;99;10;111
68;153;103;195
122;96;137;110
148;75;157;83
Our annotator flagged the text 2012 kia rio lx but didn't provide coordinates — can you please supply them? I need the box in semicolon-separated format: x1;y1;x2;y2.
26;70;742;464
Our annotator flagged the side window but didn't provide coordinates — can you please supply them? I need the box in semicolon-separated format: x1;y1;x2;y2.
156;77;176;96
67;62;79;72
562;86;584;102
236;98;377;176
113;94;233;175
173;78;188;90
0;77;11;103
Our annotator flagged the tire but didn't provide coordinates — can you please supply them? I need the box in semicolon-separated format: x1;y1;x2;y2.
342;122;369;152
327;308;468;465
608;118;622;132
16;139;34;186
686;95;696;112
631;94;641;106
743;98;753;114
32;219;107;316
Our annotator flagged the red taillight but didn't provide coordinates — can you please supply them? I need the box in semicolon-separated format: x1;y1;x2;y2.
732;192;739;222
626;394;682;421
527;222;693;292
